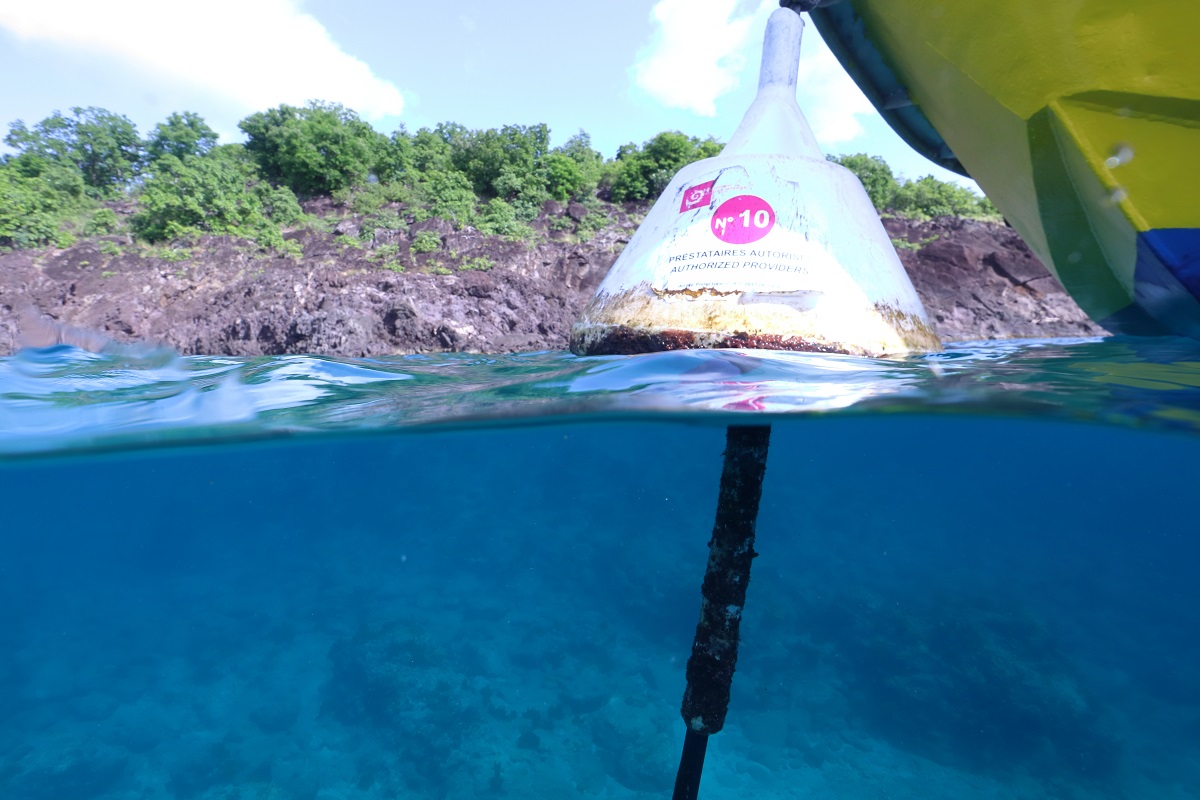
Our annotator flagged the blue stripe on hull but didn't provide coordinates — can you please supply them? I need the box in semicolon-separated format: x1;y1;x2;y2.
1131;229;1200;339
1142;229;1200;301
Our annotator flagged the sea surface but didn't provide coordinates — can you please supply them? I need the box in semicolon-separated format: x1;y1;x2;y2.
1;337;1198;800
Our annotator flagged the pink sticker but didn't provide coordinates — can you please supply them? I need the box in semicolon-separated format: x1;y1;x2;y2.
710;195;776;244
680;180;715;212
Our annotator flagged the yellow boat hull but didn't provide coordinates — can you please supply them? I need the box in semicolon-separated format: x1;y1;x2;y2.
811;0;1200;337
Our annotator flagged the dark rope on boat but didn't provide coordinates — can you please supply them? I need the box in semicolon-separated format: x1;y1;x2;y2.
672;424;772;800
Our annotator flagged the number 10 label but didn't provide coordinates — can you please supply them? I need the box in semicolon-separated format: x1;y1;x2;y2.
710;195;776;244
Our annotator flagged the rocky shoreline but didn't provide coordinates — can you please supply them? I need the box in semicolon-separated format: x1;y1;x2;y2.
0;204;1105;357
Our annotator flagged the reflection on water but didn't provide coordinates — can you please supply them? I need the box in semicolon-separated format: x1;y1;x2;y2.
4;336;1200;457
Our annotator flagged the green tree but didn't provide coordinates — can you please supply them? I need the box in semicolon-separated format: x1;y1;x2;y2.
608;131;722;202
0;162;74;248
3;150;86;202
417;169;477;226
239;101;389;196
826;153;899;211
491;165;549;220
475;197;534;239
543;152;584;201
206;142;255;167
694;138;724;160
891;175;989;219
131;152;298;246
4;107;141;196
254;183;303;228
553;130;604;198
83;207;121;236
410;127;454;174
829;152;997;219
4;116;72;163
433;121;470;150
450;123;551;200
61;106;141;193
145;111;218;162
375;125;416;183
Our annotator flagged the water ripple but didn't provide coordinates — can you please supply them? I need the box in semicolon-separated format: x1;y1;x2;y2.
3;336;1200;456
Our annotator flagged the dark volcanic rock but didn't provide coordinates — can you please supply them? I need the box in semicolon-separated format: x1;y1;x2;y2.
0;212;1104;357
885;216;1105;341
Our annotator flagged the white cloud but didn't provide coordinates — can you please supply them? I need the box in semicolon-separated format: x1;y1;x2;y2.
797;25;876;144
632;0;774;117
0;0;404;122
631;1;876;145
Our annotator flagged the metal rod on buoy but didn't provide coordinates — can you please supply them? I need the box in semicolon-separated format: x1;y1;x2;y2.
570;3;943;796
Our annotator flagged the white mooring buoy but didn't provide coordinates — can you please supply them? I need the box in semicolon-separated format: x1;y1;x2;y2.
570;7;942;358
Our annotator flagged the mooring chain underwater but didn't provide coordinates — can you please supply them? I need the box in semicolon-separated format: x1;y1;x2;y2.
673;425;771;800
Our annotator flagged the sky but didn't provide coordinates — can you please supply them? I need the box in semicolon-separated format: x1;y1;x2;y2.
0;0;974;188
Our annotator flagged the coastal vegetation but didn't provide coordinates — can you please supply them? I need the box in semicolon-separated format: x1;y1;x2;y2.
0;103;999;255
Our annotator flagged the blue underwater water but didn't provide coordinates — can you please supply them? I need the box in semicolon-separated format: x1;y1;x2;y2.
1;337;1199;799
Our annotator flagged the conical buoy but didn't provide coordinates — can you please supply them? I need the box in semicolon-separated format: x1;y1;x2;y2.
571;7;942;358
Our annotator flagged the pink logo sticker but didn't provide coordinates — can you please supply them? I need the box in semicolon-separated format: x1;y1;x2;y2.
680;180;715;212
711;195;775;244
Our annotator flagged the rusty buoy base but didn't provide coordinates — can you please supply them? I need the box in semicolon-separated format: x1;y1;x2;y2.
572;324;849;356
570;296;943;358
